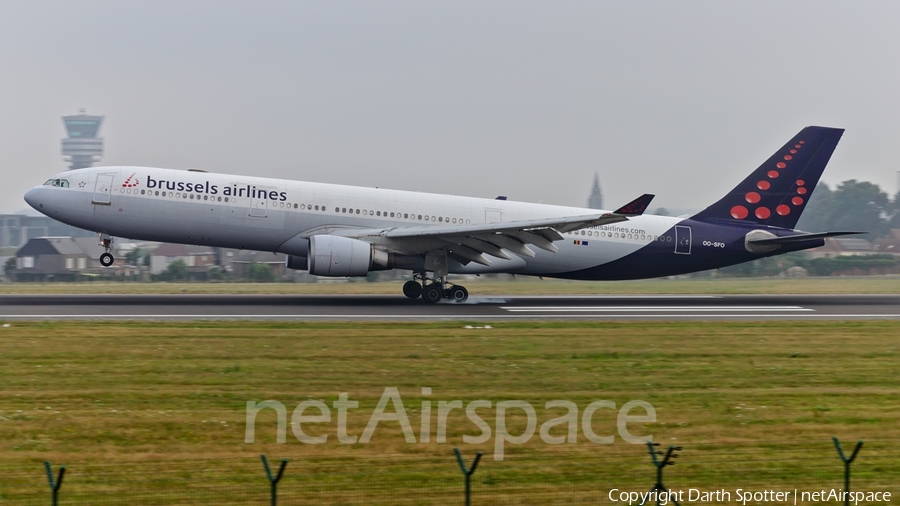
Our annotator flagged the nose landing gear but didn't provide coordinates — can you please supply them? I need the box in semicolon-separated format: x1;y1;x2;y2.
403;273;469;304
98;235;115;267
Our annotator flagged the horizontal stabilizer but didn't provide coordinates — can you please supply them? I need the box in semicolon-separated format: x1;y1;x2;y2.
613;194;655;216
747;231;865;246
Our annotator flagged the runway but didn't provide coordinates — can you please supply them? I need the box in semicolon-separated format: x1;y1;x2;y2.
1;293;899;321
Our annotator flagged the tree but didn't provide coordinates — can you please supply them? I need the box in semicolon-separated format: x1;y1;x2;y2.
125;248;143;266
246;262;275;282
795;182;833;232
4;257;16;278
830;180;891;239
889;190;900;230
162;259;188;281
796;180;892;239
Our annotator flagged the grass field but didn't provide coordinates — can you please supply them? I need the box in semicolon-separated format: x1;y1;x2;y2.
1;275;900;295
1;320;899;504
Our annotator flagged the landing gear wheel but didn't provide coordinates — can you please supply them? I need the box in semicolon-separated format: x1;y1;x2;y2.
403;280;423;299
447;285;469;303
422;283;443;304
99;252;114;267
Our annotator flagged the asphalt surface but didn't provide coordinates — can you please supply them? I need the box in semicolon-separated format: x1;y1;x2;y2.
1;293;899;321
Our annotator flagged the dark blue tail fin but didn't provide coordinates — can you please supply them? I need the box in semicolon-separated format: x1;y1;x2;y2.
691;126;844;229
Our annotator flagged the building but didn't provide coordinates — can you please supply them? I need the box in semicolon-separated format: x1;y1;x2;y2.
1;213;95;248
12;236;111;281
873;229;900;256
62;110;103;170
587;173;603;210
225;250;287;279
805;237;874;259
149;243;218;275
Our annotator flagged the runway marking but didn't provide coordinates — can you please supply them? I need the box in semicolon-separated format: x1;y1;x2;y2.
496;295;722;299
501;305;813;312
2;313;900;320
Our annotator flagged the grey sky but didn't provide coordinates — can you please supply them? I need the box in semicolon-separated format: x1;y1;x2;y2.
2;1;899;214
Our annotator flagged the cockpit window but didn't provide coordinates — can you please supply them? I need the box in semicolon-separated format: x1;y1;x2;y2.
43;179;70;187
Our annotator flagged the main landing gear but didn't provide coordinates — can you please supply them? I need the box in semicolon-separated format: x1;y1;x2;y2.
98;235;115;267
403;273;468;304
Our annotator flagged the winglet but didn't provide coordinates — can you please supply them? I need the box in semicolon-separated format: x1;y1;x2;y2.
613;194;655;216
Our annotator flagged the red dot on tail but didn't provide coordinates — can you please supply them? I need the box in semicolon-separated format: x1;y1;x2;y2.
745;192;761;204
731;205;749;219
792;196;804;206
776;205;791;216
768;170;779;178
776;162;787;169
784;155;793;160
794;144;802;148
797;187;807;195
790;149;797;154
755;207;771;219
799;140;805;144
796;179;805;186
757;180;771;190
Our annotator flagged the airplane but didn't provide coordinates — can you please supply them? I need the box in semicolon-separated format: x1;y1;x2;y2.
24;126;861;303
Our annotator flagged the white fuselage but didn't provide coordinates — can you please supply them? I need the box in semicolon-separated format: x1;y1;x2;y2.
26;166;681;276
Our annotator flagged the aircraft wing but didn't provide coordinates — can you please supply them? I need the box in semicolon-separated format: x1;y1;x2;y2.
329;194;654;266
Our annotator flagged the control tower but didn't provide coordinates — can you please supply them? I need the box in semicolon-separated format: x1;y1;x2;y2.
61;110;104;170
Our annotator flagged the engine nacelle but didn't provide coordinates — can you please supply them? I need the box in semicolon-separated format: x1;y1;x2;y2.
307;235;392;276
285;255;308;271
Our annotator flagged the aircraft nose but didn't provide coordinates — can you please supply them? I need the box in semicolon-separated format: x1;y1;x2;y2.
24;187;42;211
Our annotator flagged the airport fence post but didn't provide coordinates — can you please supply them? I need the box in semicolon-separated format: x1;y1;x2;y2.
261;454;289;506
639;442;681;506
832;437;863;506
43;461;65;506
454;448;483;506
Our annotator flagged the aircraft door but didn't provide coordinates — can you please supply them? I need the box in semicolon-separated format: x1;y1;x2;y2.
674;225;692;254
92;174;114;205
249;196;267;218
485;209;502;223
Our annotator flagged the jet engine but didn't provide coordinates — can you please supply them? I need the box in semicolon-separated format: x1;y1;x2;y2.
305;235;392;276
285;255;308;270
